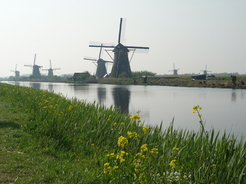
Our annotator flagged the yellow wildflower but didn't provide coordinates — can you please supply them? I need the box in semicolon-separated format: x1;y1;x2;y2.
150;148;158;154
169;159;177;166
117;136;128;148
172;147;180;151
140;144;148;152
127;131;140;138
116;151;129;163
130;114;141;121
138;173;148;184
142;126;149;133
192;105;202;113
103;163;118;175
106;153;115;158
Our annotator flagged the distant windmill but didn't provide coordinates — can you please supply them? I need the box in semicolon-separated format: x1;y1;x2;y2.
11;64;20;77
200;65;211;75
24;54;42;78
42;60;61;77
89;18;149;78
169;63;179;75
84;44;113;78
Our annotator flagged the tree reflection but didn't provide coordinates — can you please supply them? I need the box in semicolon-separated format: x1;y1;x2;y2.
112;87;130;113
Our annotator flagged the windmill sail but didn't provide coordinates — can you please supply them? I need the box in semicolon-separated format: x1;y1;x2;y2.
89;18;149;78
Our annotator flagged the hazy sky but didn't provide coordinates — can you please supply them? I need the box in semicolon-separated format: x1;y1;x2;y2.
1;0;246;77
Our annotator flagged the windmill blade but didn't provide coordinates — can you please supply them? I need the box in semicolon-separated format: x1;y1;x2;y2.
15;64;17;71
105;50;114;61
129;49;136;63
89;45;115;48
104;60;113;63
50;60;52;68
84;57;97;61
125;46;149;49
33;54;36;65
118;18;123;44
98;44;103;59
24;65;33;67
53;68;61;70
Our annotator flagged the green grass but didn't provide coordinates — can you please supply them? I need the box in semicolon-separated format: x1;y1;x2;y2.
0;83;246;183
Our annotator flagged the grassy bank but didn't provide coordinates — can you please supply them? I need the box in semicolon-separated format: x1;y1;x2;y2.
97;75;246;89
0;83;245;183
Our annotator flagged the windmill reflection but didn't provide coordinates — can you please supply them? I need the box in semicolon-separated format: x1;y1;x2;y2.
97;87;106;105
30;82;41;89
48;83;53;92
112;87;130;113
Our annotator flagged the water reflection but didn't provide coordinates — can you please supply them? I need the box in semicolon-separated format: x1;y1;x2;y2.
112;87;131;113
31;82;41;89
97;87;106;105
231;91;236;102
14;81;20;86
48;83;53;92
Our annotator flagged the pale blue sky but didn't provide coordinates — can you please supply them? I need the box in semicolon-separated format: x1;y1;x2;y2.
1;0;246;77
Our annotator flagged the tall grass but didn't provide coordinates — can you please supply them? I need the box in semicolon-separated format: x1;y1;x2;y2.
0;83;245;183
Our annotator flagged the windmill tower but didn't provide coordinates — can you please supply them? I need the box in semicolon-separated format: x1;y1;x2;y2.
11;64;20;77
42;60;61;77
84;44;113;78
24;54;42;78
169;63;179;75
89;18;149;78
200;65;211;75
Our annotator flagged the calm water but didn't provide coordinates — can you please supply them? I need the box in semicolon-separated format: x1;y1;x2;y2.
4;81;246;138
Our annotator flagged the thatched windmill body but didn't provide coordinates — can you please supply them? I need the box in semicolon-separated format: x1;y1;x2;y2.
11;64;20;77
24;54;42;78
169;63;179;75
84;44;113;78
43;60;61;77
89;18;149;78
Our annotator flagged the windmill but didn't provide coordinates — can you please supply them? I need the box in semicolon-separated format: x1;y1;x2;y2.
84;44;113;78
89;18;149;78
200;65;211;75
11;64;20;77
24;54;42;78
42;60;61;77
169;63;179;75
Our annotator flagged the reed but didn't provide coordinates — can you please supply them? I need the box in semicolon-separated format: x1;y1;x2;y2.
0;83;245;183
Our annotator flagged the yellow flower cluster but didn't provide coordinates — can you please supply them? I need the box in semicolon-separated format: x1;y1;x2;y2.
172;147;180;151
127;131;140;138
103;163;118;175
130;114;141;121
116;151;129;163
142;126;149;133
169;159;177;166
192;105;202;113
117;136;128;148
150;148;158;154
140;144;148;152
138;173;147;184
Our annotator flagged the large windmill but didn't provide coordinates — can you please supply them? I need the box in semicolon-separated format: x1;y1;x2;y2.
169;63;179;75
11;64;20;77
42;60;61;77
89;18;149;78
24;54;42;78
200;65;211;75
84;44;113;78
